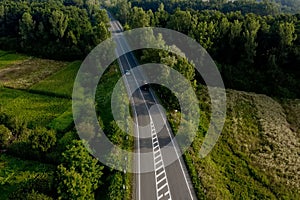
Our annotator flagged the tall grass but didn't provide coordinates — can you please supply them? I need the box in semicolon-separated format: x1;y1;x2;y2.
0;87;71;128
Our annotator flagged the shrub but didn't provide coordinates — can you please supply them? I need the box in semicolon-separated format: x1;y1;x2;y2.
9;190;53;200
56;140;103;200
0;125;12;148
107;172;124;200
8;173;55;200
46;131;78;164
0;112;27;136
29;127;57;152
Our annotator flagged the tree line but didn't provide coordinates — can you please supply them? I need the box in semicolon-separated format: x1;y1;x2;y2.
112;0;300;15
0;0;110;60
110;0;282;18
109;0;300;98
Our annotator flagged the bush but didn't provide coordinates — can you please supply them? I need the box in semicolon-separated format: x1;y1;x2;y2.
46;131;78;164
25;191;54;200
0;124;12;148
29;127;57;152
0;112;27;136
8;127;56;161
9;190;53;200
8;173;55;200
56;140;103;199
8;140;38;161
107;172;124;200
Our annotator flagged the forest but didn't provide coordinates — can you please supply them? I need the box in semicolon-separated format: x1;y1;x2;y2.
1;0;299;95
0;0;110;60
109;0;300;98
0;0;299;199
0;0;127;199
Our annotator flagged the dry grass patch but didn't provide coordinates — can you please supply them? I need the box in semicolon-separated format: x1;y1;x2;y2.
281;99;300;133
0;58;68;89
252;95;300;191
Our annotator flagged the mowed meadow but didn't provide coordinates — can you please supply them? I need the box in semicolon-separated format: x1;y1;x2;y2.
0;50;80;198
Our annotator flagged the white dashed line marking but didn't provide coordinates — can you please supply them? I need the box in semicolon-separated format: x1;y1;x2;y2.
151;121;172;200
111;20;173;200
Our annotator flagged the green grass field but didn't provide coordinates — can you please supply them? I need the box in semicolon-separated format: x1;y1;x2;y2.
0;87;71;128
0;154;55;199
47;108;73;133
0;50;11;57
0;52;29;69
30;61;81;98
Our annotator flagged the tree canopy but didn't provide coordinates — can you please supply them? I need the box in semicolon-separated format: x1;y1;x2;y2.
0;0;110;60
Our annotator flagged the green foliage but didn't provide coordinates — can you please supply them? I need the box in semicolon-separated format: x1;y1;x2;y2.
123;0;282;16
9;190;54;200
0;110;27;136
48;109;74;133
19;12;35;48
95;64;122;126
167;9;192;33
57;165;94;200
57;140;103;200
0;0;110;60
0;124;12;148
28;127;57;152
46;131;78;164
56;131;78;152
111;0;132;24
8;173;55;200
0;154;55;199
127;6;151;28
107;171;124;200
115;3;300;98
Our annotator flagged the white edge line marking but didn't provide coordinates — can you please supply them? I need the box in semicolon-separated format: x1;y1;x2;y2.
114;27;173;200
122;30;195;199
110;20;141;200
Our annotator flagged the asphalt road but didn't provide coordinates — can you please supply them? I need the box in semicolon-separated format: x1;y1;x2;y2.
109;18;198;200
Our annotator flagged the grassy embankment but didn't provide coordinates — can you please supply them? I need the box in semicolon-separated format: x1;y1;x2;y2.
166;87;300;199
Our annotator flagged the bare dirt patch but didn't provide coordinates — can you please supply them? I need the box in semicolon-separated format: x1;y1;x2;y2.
0;58;68;89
